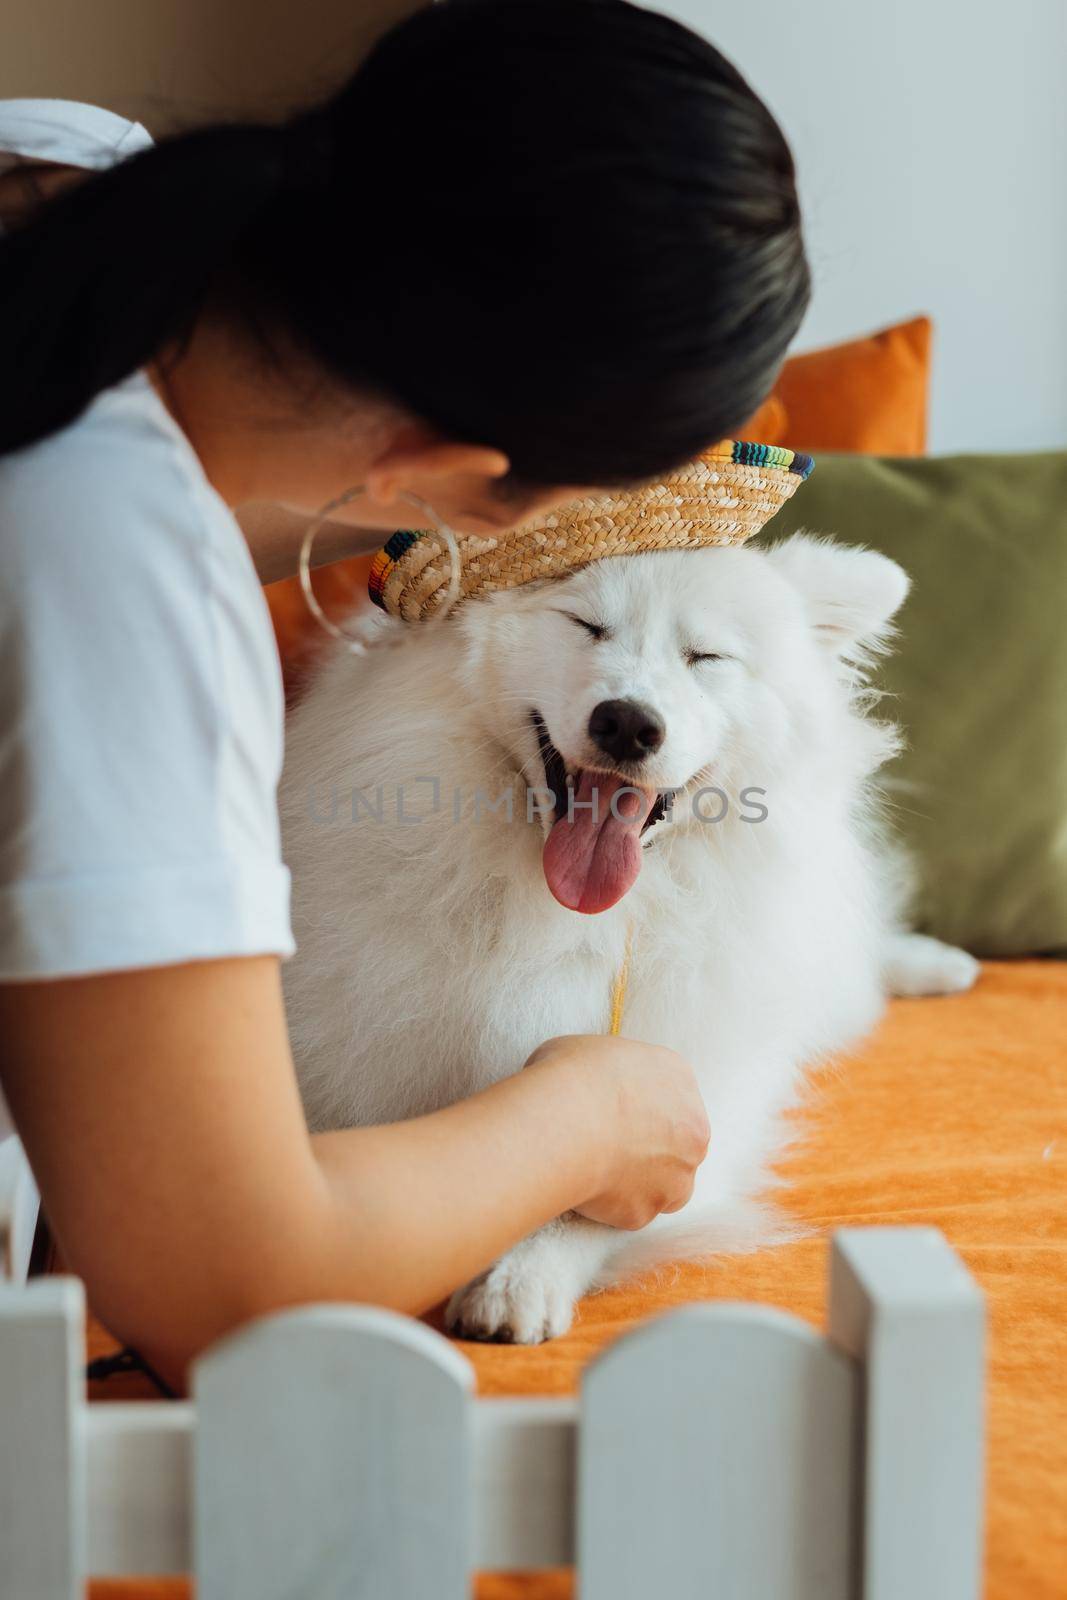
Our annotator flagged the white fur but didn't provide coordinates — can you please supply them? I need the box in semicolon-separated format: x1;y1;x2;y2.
280;534;976;1343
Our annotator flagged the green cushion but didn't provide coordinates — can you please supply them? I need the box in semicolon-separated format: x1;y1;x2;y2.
769;452;1067;957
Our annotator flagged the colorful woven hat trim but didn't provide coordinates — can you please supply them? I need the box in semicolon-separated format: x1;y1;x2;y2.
368;529;424;610
368;438;814;622
728;440;814;477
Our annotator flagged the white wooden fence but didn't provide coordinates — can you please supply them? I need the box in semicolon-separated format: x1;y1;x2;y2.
1;1149;984;1597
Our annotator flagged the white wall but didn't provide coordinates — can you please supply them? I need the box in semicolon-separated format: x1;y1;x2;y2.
667;1;1067;453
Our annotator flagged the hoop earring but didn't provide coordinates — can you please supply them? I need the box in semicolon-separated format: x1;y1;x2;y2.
298;486;462;649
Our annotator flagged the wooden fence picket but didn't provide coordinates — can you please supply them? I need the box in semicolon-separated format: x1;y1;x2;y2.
0;1277;85;1600
829;1227;984;1600
578;1302;857;1600
194;1303;473;1600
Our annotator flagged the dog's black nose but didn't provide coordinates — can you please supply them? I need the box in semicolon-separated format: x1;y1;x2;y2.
588;699;665;764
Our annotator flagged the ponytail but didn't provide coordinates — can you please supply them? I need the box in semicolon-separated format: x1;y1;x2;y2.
0;0;809;485
0;123;315;454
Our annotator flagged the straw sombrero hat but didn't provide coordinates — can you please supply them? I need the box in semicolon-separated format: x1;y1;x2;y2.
368;439;814;623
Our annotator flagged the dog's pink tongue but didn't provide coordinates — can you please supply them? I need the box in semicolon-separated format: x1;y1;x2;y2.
543;769;656;914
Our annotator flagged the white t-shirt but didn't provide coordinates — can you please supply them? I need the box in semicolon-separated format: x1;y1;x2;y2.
0;100;295;982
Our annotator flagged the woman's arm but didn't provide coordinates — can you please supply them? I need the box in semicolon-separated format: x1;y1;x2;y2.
0;956;707;1384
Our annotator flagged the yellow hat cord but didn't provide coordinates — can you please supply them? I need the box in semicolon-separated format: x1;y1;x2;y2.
608;926;635;1037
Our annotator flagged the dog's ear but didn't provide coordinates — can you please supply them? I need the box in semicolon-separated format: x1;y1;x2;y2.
766;533;909;656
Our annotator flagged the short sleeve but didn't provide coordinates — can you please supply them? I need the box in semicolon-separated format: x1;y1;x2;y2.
0;375;295;979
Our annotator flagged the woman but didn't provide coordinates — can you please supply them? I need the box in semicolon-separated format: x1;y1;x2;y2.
0;0;808;1382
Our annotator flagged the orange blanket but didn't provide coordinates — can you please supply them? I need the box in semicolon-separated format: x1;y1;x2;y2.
89;960;1067;1600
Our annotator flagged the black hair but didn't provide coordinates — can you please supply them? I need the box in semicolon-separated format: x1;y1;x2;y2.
0;0;809;483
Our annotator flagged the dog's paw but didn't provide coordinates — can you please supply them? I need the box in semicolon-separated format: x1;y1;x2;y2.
445;1261;575;1345
884;933;980;998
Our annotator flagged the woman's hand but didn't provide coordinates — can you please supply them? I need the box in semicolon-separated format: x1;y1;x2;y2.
522;1034;711;1230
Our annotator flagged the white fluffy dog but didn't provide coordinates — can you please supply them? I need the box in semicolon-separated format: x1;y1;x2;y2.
280;534;977;1342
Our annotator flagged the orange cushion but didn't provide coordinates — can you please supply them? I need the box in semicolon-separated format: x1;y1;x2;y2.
744;315;932;456
264;553;375;701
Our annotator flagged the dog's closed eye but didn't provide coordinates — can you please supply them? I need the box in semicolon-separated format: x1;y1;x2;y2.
686;648;730;667
556;610;608;641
